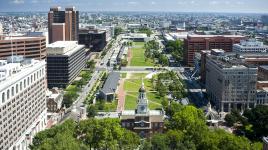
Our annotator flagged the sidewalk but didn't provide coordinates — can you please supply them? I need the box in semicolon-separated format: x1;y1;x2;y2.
117;79;126;112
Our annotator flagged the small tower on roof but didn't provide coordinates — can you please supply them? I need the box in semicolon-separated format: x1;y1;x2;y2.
137;78;149;114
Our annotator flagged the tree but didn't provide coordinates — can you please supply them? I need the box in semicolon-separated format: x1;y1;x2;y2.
63;91;78;108
243;105;268;140
159;54;169;66
139;27;153;37
225;113;237;127
86;60;96;69
165;40;184;62
30;120;86;150
32;119;140;150
120;59;128;67
114;27;123;38
87;105;97;118
151;134;169;150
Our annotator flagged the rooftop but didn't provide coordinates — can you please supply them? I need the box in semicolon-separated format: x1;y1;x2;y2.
259;65;268;71
188;34;245;38
208;52;256;69
100;72;120;94
0;58;45;91
1;36;41;40
47;41;85;56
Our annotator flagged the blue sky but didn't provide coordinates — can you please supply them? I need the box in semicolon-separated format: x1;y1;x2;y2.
0;0;268;13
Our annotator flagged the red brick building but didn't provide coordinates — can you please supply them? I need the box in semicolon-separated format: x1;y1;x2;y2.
184;35;245;66
48;6;79;43
120;82;165;138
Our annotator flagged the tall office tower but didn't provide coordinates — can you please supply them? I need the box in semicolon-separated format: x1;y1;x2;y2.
0;57;47;150
78;28;107;52
0;36;46;60
48;6;79;44
205;49;257;112
184;35;245;66
47;41;85;88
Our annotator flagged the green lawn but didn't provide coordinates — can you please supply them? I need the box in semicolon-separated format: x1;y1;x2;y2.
103;100;117;112
123;73;162;110
125;92;161;110
120;73;127;79
129;42;154;66
66;85;79;91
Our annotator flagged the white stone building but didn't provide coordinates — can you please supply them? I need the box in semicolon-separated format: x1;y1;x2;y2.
233;39;268;53
205;50;258;112
0;57;47;150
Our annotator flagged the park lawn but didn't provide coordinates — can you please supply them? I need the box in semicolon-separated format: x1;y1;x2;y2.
123;73;162;110
128;73;147;79
103;100;117;112
130;42;154;66
124;93;138;110
120;73;127;78
124;78;153;92
124;92;162;110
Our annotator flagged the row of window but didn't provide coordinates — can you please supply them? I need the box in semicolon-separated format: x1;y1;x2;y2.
0;67;45;104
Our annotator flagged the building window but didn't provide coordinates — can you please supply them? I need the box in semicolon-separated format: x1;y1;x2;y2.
34;73;36;81
20;82;22;91
16;84;18;93
27;77;30;85
2;93;5;103
24;79;26;88
31;75;33;83
11;87;14;96
7;90;10;100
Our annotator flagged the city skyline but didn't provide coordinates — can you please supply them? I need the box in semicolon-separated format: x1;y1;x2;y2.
1;0;268;13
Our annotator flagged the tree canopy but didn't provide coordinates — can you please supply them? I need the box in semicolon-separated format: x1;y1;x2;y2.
142;105;261;150
30;119;140;150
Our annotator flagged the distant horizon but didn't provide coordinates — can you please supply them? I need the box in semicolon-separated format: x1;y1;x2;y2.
1;0;268;14
0;10;268;15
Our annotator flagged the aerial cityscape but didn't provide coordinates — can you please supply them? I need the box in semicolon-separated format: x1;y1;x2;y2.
0;0;268;150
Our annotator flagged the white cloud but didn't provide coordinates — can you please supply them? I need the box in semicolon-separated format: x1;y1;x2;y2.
209;1;219;5
209;1;231;5
236;1;245;5
32;0;38;3
151;1;156;5
11;0;24;4
128;1;138;5
31;0;53;3
177;1;187;5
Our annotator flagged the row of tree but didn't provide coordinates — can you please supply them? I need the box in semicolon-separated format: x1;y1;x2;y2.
144;40;169;66
138;27;153;37
30;119;140;150
63;60;96;108
165;40;184;62
31;103;263;150
152;71;186;99
225;105;268;141
142;103;262;150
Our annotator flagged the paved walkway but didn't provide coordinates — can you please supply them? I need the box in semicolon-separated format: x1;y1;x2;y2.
127;47;132;66
117;79;126;112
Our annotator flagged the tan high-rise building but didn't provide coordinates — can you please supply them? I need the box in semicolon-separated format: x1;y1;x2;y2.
48;6;79;44
0;36;46;60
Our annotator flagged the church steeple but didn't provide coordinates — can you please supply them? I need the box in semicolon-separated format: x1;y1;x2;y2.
137;79;149;114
